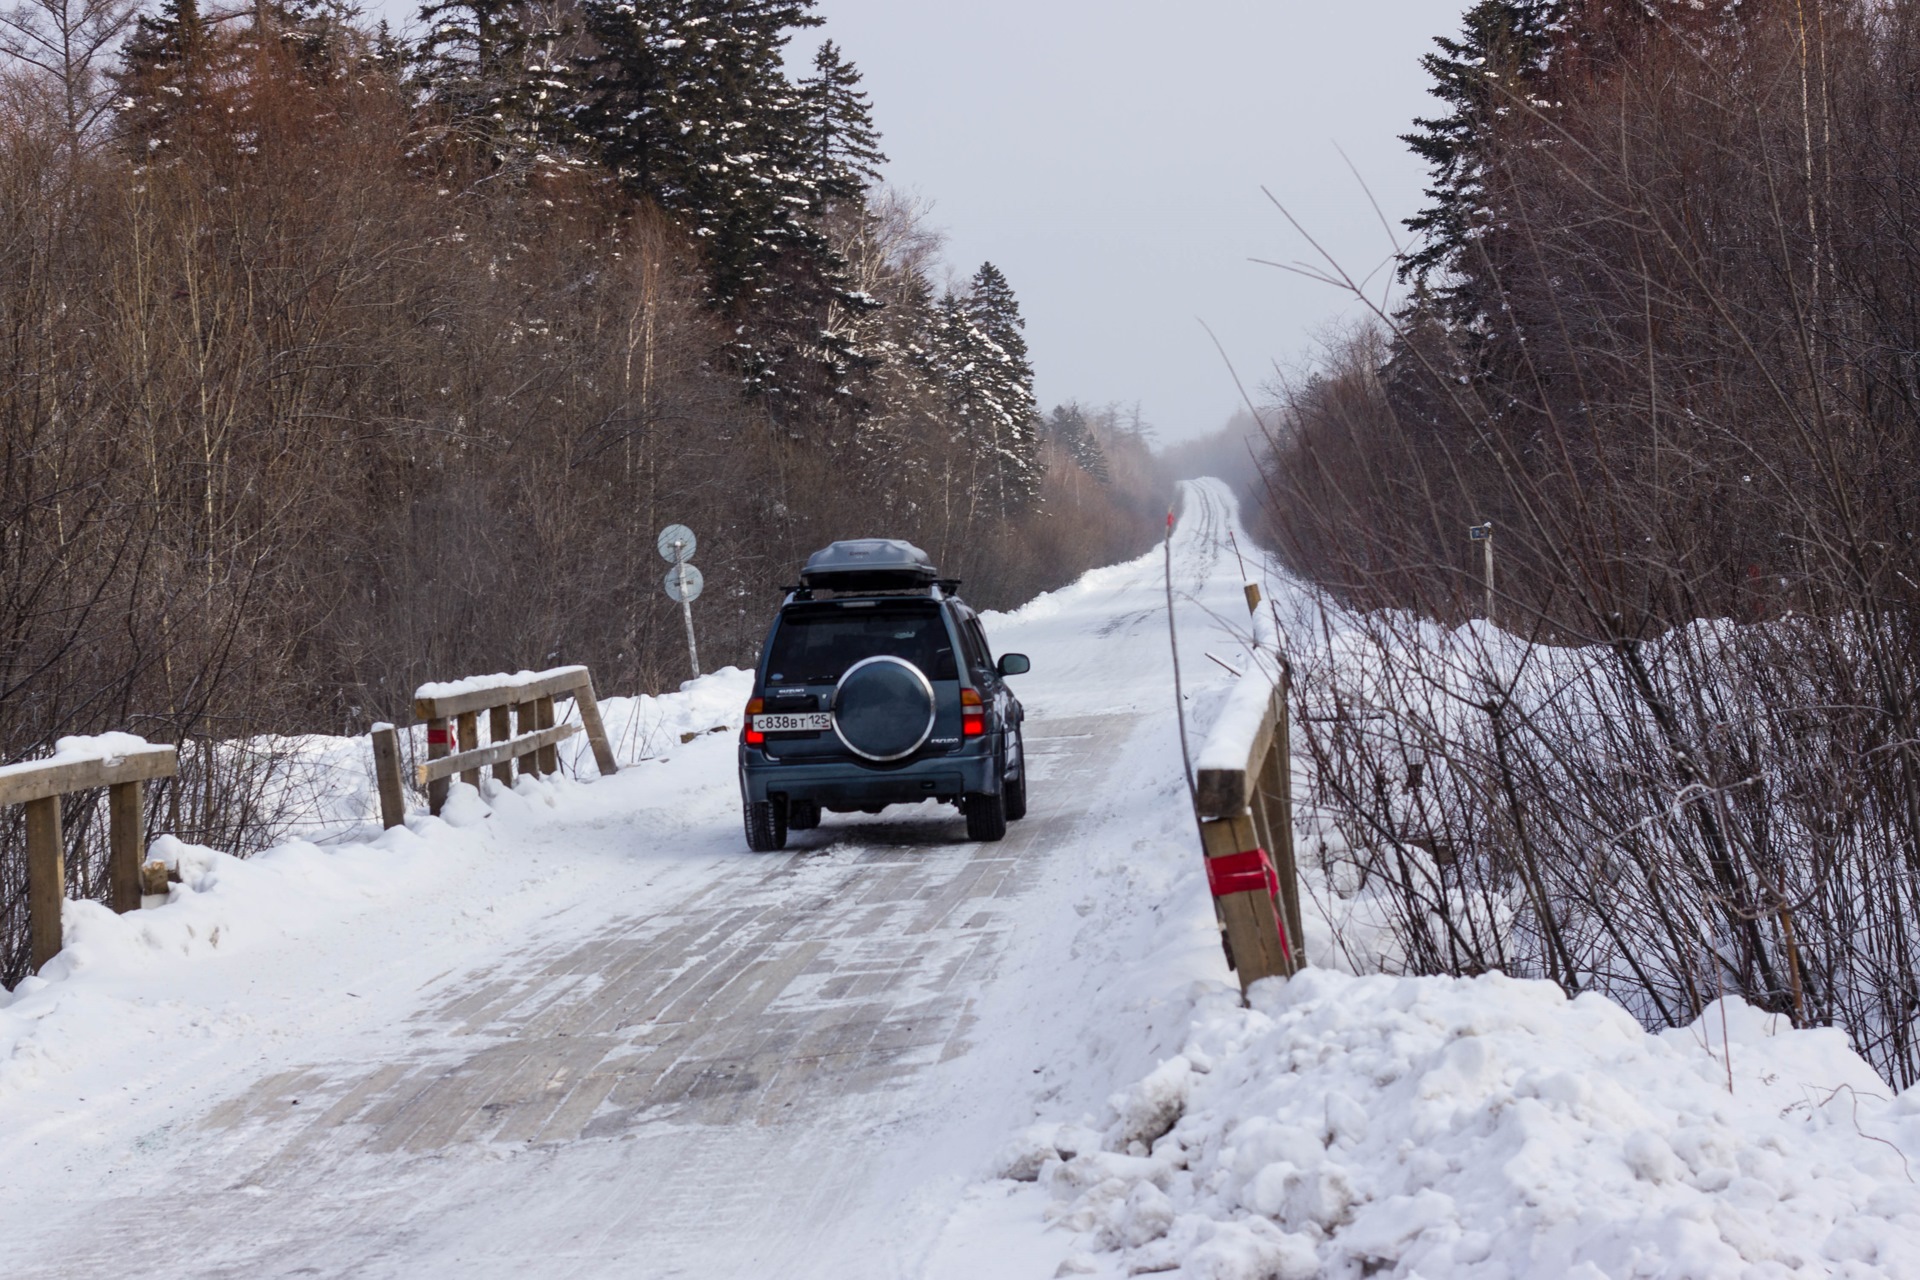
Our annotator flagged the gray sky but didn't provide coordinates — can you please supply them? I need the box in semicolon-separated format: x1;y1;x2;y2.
373;0;1457;441
800;1;1453;441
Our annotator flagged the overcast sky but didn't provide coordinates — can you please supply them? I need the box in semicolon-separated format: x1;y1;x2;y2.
375;0;1457;442
799;1;1452;441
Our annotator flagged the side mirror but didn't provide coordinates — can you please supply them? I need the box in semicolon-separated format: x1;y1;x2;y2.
997;653;1031;677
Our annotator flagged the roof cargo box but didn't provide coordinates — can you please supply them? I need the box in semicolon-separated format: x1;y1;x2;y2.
800;539;938;591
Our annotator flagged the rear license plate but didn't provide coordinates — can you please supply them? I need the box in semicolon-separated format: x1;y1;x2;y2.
754;711;832;733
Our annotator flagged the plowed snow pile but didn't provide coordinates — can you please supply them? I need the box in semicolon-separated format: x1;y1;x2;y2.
1017;971;1920;1278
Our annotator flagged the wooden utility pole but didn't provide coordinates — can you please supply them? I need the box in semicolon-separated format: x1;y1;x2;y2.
1470;522;1496;625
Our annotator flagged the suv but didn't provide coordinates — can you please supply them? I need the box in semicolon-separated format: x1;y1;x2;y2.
738;539;1031;851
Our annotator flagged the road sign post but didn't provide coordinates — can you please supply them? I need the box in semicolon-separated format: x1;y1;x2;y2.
1468;522;1495;625
658;525;703;678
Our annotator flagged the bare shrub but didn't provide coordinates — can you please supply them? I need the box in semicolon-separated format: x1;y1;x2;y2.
1261;0;1920;1083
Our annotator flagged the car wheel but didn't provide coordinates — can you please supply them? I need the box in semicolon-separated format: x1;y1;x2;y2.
965;787;1007;842
788;799;821;830
744;798;788;851
1003;772;1027;822
1004;731;1028;821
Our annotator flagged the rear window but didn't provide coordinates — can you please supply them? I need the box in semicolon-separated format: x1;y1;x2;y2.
767;605;957;684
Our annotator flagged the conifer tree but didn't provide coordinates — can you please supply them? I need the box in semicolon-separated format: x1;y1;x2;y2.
1398;1;1563;327
797;39;884;211
414;0;571;170
115;0;205;152
575;0;879;411
1046;402;1109;483
934;263;1040;517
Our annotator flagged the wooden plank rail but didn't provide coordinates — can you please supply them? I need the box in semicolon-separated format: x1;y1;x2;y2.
0;739;179;974
1190;591;1303;994
414;723;579;786
372;666;620;825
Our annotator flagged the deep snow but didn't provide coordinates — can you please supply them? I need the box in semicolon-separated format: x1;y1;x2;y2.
2;480;1918;1278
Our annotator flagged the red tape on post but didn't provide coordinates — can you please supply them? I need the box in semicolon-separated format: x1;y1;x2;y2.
1206;848;1276;897
1206;848;1294;963
426;729;451;746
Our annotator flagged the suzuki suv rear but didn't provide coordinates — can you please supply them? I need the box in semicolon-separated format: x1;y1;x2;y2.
737;539;1030;850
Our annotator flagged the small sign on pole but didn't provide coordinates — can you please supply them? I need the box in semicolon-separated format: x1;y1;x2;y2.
659;526;702;677
657;524;697;565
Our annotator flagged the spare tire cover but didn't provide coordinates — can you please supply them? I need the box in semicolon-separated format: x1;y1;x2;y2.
832;656;937;761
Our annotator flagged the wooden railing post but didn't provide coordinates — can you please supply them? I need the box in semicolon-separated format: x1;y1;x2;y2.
572;676;620;777
25;795;64;973
489;704;513;786
457;710;481;790
515;701;540;778
1199;811;1293;985
535;695;559;775
108;780;144;914
426;717;451;815
371;724;406;829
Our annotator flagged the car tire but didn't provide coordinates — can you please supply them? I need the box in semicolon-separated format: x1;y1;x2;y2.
1004;773;1027;822
965;787;1007;842
744;798;788;851
788;799;821;830
1004;731;1028;821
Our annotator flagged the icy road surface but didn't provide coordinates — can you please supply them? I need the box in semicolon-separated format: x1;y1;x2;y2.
0;481;1263;1278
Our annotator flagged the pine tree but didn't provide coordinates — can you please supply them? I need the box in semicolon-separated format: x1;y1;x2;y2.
1398;1;1563;327
118;0;352;156
797;39;884;211
414;0;571;170
115;0;206;154
1046;402;1109;483
576;0;882;411
576;0;824;301
934;263;1040;518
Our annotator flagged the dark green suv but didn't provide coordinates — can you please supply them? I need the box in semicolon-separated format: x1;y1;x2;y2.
737;539;1030;851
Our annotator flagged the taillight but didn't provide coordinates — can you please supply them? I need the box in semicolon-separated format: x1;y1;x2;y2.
961;688;985;737
744;697;765;745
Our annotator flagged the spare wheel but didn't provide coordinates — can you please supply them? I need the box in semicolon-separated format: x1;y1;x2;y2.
832;656;937;761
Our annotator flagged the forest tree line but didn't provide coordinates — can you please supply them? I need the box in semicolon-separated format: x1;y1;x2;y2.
1258;0;1920;1082
0;0;1162;980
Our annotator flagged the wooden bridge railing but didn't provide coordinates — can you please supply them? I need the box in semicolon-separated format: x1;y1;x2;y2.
0;737;178;973
1191;589;1304;993
372;665;619;824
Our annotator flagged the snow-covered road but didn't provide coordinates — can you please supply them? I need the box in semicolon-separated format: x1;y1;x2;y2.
19;479;1914;1279
0;482;1261;1278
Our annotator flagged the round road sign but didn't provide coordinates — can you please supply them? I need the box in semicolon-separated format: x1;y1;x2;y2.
664;562;705;604
656;524;697;564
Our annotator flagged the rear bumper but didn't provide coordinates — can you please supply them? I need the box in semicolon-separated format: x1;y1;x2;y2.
739;739;998;807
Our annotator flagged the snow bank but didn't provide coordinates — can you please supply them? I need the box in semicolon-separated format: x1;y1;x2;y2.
1027;969;1920;1278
